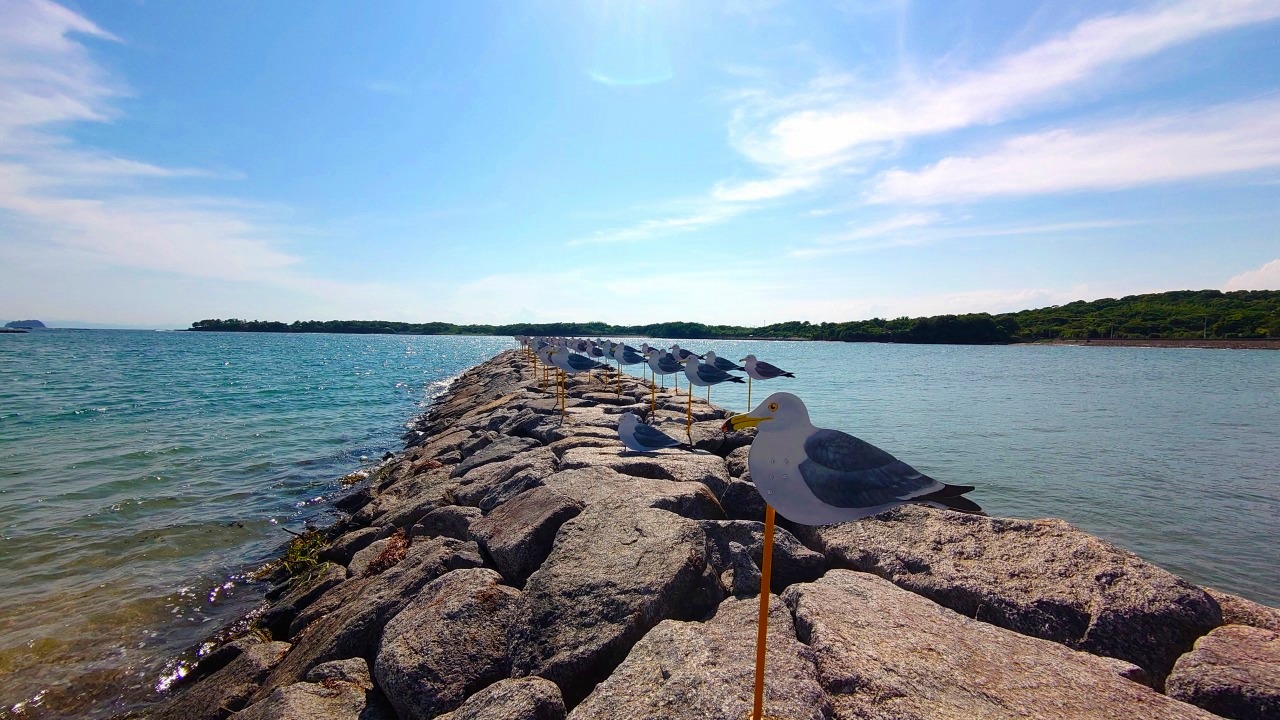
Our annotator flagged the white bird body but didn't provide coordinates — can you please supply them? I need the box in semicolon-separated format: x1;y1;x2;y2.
724;392;980;525
616;412;686;452
703;350;744;373
741;354;795;380
683;354;745;387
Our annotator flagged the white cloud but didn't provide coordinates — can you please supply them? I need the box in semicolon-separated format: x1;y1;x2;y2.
0;0;378;317
733;0;1280;169
868;99;1280;203
826;211;939;243
711;175;817;202
568;203;748;246
1224;258;1280;290
790;217;1138;258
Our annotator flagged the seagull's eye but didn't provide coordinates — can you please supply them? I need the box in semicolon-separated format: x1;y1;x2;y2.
768;402;779;412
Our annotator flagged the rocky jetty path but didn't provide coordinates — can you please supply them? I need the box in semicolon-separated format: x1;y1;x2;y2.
151;350;1279;720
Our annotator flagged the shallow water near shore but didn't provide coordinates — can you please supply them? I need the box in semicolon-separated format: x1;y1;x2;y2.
1;331;1277;718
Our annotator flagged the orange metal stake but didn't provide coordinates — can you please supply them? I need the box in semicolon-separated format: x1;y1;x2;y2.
752;505;776;720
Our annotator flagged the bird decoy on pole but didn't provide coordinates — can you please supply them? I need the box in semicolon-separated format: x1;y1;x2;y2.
701;350;745;400
613;341;646;398
616;412;690;453
723;392;981;720
680;355;745;434
740;353;795;413
548;344;607;417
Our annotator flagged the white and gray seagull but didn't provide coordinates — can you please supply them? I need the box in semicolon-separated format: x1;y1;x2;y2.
616;412;689;453
741;354;795;380
723;392;981;525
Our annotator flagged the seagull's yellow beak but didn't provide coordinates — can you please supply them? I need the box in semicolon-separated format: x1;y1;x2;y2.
722;413;770;432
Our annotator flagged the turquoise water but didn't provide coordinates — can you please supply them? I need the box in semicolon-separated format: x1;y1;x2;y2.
0;330;510;717
1;331;1277;717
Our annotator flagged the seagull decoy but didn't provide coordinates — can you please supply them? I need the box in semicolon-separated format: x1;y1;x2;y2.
723;392;981;525
643;348;682;412
549;344;608;416
741;354;795;380
617;412;689;453
703;350;744;372
613;342;646;396
699;351;745;400
669;343;703;362
680;354;745;431
739;353;795;412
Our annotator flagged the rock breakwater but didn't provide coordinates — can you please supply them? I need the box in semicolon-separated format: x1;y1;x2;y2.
149;350;1279;720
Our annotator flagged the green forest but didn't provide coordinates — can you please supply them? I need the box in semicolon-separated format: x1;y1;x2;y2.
190;289;1280;344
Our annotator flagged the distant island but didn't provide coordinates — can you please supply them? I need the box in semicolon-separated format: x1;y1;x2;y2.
3;320;46;329
189;289;1279;345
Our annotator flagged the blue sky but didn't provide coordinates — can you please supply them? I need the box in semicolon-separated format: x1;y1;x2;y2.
1;0;1278;328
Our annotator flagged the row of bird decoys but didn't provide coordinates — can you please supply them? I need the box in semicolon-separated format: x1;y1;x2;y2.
513;335;797;431
514;335;981;720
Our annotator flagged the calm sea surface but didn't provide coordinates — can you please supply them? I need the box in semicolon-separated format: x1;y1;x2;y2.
1;331;1277;717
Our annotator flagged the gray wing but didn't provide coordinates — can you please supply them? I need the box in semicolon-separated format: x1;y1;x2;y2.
620;349;644;364
632;423;682;449
798;429;936;509
566;355;604;371
713;358;744;372
657;356;681;372
755;360;792;378
696;364;744;383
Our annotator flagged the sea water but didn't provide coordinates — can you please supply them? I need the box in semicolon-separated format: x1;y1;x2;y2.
0;331;1276;717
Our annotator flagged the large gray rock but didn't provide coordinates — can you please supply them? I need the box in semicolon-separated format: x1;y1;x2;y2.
416;504;482;541
451;435;542;476
260;563;348;639
154;641;292;720
261;537;484;697
235;656;391;720
718;477;765;521
542;467;724;520
1205;587;1280;631
470;487;584;586
1166;624;1280;720
700;520;825;594
785;570;1218;720
568;596;828;720
724;445;750;479
319;527;381;566
436;677;566;720
375;568;521;720
796;506;1221;683
453;449;557;507
347;538;392;578
353;468;457;527
558;446;730;496
508;506;723;704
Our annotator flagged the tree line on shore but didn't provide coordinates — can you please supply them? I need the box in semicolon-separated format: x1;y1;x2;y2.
190;289;1279;344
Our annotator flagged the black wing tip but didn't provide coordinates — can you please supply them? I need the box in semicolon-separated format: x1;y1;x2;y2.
782;371;796;378
913;483;983;514
931;495;984;514
930;483;975;498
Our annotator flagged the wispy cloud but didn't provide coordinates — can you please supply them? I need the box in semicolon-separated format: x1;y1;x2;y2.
568;203;748;246
869;98;1280;203
1224;258;1280;290
734;0;1280;171
711;175;818;202
0;0;364;300
821;211;940;244
790;218;1139;258
584;1;1280;248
